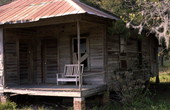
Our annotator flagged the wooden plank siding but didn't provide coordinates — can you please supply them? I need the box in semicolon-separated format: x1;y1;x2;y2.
4;22;106;86
106;34;120;85
4;29;36;86
89;26;105;71
4;40;18;86
106;30;158;89
150;36;159;76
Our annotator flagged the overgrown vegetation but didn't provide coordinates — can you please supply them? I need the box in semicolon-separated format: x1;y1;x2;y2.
0;101;16;110
111;71;146;104
93;99;170;110
0;101;53;110
92;72;170;110
0;0;11;5
81;0;170;48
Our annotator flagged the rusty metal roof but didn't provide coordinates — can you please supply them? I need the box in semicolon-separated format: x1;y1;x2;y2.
0;0;118;25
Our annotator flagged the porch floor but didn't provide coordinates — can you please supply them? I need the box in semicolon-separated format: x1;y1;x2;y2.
4;84;107;97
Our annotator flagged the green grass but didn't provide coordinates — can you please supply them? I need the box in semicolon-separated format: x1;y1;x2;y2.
150;73;170;83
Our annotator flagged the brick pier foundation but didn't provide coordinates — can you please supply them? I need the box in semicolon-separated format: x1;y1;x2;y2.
73;97;86;110
0;94;7;104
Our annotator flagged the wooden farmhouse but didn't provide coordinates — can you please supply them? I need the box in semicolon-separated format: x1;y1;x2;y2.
0;0;158;109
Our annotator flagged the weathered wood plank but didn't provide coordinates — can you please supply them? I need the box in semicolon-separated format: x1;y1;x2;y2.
5;42;18;85
4;84;106;97
4;89;81;97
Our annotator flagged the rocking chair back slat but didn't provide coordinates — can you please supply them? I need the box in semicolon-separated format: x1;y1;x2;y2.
64;64;83;77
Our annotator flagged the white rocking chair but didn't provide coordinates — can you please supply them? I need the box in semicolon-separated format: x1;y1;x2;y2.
56;64;84;85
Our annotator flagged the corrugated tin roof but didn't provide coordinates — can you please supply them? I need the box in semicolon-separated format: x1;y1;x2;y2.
0;0;118;25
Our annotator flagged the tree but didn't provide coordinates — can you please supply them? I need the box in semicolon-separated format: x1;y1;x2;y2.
81;0;170;48
123;0;170;47
0;0;12;5
80;0;125;16
121;0;170;84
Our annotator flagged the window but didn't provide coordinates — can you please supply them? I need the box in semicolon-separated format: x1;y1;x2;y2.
120;37;127;70
153;48;157;60
120;60;127;69
72;38;88;69
120;37;126;53
138;40;142;65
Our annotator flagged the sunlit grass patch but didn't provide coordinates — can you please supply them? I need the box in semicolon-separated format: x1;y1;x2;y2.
150;73;170;83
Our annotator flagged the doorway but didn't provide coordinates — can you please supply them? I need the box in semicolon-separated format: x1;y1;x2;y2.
19;40;32;84
41;39;58;83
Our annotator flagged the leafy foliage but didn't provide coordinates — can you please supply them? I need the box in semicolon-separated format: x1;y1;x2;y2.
122;0;170;47
0;0;11;5
80;0;125;16
81;0;170;47
108;20;131;39
111;71;146;104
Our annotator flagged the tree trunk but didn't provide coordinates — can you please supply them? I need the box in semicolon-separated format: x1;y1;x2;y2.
160;55;164;67
156;75;160;84
161;55;164;66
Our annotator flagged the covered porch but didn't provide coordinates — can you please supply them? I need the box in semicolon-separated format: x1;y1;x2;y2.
3;15;108;95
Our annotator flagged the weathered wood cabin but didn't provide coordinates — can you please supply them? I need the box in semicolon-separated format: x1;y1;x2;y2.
0;0;158;109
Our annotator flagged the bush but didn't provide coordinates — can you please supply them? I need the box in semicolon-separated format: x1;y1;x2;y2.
0;101;17;110
111;71;146;105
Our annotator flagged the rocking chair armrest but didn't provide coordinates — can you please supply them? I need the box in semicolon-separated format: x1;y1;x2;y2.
56;73;64;78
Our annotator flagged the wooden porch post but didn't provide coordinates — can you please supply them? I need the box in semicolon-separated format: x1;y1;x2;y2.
0;28;4;90
76;21;85;110
0;28;6;103
77;21;82;90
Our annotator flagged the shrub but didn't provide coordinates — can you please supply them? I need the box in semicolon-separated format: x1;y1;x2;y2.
111;71;147;105
0;101;17;110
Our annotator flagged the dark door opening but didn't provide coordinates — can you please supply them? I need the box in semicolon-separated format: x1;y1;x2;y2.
41;40;58;83
19;40;32;84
